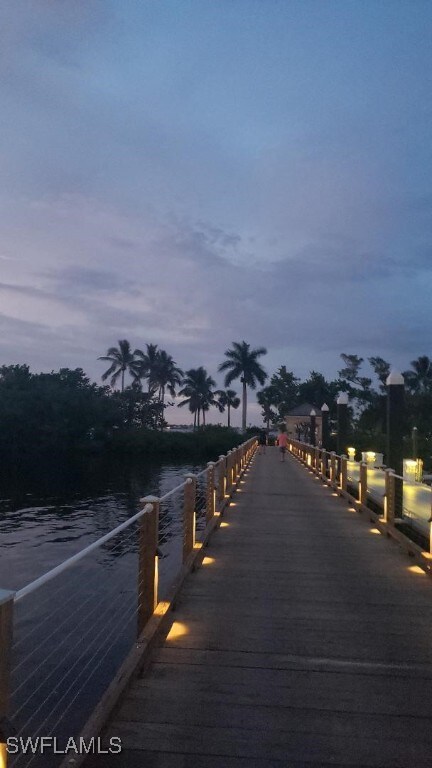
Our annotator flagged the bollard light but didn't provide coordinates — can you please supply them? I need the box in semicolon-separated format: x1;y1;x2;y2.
347;447;356;460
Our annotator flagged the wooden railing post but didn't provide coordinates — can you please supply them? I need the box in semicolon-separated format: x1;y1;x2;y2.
321;449;327;478
137;498;159;636
230;449;235;486
330;452;337;485
384;469;395;524
359;462;367;506
206;462;216;523
225;450;232;495
234;447;241;483
183;474;197;562
217;454;226;509
0;589;14;768
340;455;348;493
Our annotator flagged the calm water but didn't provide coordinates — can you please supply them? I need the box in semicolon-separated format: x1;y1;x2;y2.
0;455;205;768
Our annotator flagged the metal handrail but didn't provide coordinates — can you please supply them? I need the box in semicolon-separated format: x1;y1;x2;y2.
14;502;154;602
13;437;253;603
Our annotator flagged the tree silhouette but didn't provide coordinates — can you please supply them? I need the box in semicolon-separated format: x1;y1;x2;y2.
219;341;267;431
98;340;138;392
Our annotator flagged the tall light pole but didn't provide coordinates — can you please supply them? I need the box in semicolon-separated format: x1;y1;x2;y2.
336;392;349;456
310;409;316;446
321;403;330;448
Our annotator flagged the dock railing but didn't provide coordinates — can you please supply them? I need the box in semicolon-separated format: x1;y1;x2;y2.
288;437;432;557
0;437;257;768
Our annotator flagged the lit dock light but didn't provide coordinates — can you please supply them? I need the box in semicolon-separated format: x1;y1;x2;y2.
202;556;215;565
220;522;229;528
347;447;356;460
369;528;381;535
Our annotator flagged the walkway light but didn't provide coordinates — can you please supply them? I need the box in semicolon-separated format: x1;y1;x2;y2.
347;447;356;460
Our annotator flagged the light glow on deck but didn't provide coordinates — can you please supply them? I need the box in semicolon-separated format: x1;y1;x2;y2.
408;565;426;576
167;621;189;640
202;556;215;565
369;528;381;534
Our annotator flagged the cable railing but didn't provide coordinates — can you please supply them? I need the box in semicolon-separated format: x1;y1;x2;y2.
288;438;432;543
0;437;257;768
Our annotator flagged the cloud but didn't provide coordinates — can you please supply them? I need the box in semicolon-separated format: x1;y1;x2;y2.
0;1;432;426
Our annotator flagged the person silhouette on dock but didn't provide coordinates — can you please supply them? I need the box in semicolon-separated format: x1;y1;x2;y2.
277;425;288;462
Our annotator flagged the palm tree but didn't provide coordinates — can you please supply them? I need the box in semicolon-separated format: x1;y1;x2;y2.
134;343;160;395
216;389;240;428
152;350;183;404
178;367;217;428
403;356;432;394
218;341;267;431
98;340;138;392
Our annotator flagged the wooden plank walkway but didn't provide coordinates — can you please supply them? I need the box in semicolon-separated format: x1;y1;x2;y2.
87;448;432;767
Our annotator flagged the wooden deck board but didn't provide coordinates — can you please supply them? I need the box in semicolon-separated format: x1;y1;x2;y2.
85;449;432;767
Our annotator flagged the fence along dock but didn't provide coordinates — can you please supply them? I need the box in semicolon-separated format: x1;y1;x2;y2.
0;438;256;768
86;441;432;767
5;436;432;766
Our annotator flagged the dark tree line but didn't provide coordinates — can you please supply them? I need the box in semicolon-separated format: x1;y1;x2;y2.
2;345;432;471
257;354;432;461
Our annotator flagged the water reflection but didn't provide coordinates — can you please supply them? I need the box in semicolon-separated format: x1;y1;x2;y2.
0;456;204;591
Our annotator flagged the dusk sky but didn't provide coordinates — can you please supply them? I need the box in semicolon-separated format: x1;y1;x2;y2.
1;1;432;425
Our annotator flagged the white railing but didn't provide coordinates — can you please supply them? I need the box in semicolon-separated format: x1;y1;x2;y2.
0;438;257;768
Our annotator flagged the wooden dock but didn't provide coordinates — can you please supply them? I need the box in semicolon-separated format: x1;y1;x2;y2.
86;448;432;767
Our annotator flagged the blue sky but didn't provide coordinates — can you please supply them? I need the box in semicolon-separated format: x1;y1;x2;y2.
1;1;431;424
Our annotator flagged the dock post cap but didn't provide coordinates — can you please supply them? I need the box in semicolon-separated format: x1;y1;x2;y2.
386;370;404;386
310;409;316;416
0;588;15;605
140;495;159;504
321;403;329;412
336;393;349;405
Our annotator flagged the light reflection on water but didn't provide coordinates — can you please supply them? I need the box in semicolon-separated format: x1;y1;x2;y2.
0;458;206;768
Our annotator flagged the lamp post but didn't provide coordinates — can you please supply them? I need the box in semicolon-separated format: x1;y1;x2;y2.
321;403;330;448
310;409;316;447
386;370;405;517
412;426;418;460
336;392;349;456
